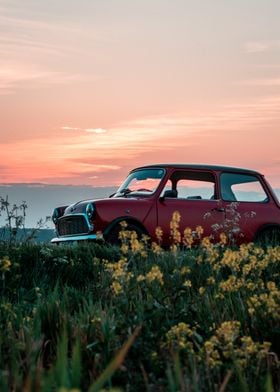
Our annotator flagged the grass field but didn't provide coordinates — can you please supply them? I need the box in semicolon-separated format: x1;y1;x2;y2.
0;226;279;391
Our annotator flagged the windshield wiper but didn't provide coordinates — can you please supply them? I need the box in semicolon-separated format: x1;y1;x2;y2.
118;188;132;197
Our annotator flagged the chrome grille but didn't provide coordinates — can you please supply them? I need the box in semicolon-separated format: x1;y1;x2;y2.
57;215;89;236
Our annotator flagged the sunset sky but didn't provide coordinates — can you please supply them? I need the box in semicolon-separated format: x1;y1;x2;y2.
1;0;280;188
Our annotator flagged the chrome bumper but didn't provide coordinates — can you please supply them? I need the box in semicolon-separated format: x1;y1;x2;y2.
51;234;98;243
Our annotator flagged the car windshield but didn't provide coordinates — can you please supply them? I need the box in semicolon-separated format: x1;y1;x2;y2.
114;168;165;197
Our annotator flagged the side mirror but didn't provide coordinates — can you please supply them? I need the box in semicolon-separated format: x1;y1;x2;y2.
159;189;177;201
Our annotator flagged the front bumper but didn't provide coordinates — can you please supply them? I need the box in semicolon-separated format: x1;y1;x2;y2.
51;234;98;244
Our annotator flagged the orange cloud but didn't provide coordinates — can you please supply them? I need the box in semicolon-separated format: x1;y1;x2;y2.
0;95;279;188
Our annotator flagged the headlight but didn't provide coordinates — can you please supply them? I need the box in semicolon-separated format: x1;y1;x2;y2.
52;208;60;224
86;203;95;219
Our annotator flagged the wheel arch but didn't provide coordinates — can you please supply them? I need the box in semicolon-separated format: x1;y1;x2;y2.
103;216;149;239
253;223;280;241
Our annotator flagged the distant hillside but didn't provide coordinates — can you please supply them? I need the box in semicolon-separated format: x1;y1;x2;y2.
0;184;116;228
0;228;55;243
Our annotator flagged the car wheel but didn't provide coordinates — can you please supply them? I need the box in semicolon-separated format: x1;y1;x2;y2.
255;227;280;247
106;222;144;246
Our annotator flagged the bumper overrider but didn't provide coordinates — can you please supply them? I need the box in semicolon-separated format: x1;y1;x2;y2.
51;202;99;244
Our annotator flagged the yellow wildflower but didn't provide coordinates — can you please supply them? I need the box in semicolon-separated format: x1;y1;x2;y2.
0;256;11;272
195;225;204;237
201;236;212;249
183;227;193;248
206;276;215;285
120;221;128;229
146;265;164;285
219;232;227;245
170;211;181;244
155;226;163;243
181;266;191;275
120;243;129;254
151;242;163;255
166;322;195;352
111;281;122;295
136;274;145;283
199;287;206;295
183;280;192;288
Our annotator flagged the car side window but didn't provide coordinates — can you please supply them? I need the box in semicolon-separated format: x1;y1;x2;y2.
176;179;215;199
220;173;268;202
162;171;216;200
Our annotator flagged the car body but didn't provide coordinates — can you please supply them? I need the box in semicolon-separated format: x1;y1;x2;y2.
51;164;280;246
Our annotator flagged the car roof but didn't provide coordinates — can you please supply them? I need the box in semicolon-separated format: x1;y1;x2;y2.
131;164;262;176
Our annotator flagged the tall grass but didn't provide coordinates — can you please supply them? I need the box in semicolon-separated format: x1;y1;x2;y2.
0;235;279;391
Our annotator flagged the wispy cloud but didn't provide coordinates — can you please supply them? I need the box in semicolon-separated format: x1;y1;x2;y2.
85;128;107;134
61;126;81;131
78;164;121;172
61;127;108;134
245;40;280;53
0;67;94;94
238;78;280;87
0;4;103;94
0;13;89;60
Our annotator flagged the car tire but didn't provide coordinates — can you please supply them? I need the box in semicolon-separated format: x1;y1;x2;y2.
106;222;144;246
254;227;280;247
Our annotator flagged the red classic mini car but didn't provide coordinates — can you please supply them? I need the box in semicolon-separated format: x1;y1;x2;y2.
51;164;280;246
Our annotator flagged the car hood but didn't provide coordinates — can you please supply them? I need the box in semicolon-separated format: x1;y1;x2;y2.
63;196;149;215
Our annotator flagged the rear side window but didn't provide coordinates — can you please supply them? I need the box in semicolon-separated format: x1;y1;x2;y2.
220;173;268;202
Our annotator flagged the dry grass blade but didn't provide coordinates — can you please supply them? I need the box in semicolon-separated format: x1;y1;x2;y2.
219;369;233;392
88;326;141;392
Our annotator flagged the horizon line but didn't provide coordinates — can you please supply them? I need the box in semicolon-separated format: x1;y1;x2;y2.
0;182;117;188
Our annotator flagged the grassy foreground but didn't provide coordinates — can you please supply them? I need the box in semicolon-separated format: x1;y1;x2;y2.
0;232;280;391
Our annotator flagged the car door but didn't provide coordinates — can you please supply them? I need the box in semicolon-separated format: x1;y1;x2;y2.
156;170;225;245
219;172;274;244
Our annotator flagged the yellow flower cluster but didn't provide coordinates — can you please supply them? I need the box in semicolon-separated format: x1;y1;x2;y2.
206;276;215;285
151;242;163;255
0;256;12;272
170;211;181;244
198;242;280;303
219;232;227;246
180;266;191;275
183;227;193;248
105;258;133;295
146;265;164;285
220;249;242;271
137;265;164;286
201;236;212;249
219;275;244;293
169;211;206;249
155;226;163;243
166;322;195;352
151;227;164;254
204;321;271;368
201;237;220;266
118;224;147;257
183;279;192;288
111;281;123;295
91;316;101;324
247;280;280;318
199;287;206;295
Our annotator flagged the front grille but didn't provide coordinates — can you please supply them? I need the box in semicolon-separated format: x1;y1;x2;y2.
57;215;90;236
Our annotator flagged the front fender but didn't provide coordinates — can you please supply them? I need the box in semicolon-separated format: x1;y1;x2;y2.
103;216;148;238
